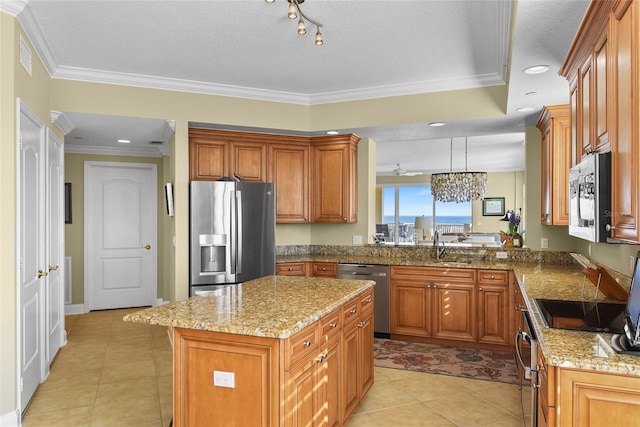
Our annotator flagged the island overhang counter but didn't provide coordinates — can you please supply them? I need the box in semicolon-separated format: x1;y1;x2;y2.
125;275;376;427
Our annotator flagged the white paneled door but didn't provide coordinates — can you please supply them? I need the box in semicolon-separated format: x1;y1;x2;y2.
45;129;65;368
85;162;157;310
18;100;45;412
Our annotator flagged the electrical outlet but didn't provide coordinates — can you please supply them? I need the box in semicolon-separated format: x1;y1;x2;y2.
495;251;508;259
540;238;548;249
352;235;363;245
213;371;235;388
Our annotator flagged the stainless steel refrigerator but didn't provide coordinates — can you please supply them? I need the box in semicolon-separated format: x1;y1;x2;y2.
189;181;275;296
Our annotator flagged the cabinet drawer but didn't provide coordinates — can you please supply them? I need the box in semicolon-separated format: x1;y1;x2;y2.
477;270;509;285
319;308;342;340
343;299;359;325
360;289;374;313
312;262;337;278
276;262;307;276
286;323;319;369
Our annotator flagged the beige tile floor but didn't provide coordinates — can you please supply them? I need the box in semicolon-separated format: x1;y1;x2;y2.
23;309;530;427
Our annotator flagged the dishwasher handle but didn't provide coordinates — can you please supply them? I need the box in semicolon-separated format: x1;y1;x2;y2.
344;271;387;277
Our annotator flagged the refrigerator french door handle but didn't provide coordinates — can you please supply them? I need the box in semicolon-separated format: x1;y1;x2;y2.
230;190;237;275
236;190;243;274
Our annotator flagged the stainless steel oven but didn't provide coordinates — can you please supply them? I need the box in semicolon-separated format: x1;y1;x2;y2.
515;310;538;427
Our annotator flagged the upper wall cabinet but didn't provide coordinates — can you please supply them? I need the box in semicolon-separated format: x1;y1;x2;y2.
311;135;360;224
189;128;359;224
537;105;571;226
189;129;267;182
561;0;639;243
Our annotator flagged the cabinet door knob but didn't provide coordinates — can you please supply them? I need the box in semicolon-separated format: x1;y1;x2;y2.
358;321;366;328
350;308;357;314
303;340;312;347
479;287;483;291
329;322;337;328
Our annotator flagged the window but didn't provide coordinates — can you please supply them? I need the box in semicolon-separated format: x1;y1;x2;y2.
380;184;472;244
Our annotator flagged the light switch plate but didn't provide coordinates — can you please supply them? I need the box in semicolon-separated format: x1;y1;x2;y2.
540;238;549;249
352;235;363;245
495;251;508;259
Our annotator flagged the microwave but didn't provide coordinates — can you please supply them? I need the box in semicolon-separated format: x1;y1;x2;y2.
568;152;611;242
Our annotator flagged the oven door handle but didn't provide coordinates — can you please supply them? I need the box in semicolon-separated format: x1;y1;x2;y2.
515;330;532;380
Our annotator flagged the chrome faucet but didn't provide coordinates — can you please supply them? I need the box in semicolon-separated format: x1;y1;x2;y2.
434;230;446;259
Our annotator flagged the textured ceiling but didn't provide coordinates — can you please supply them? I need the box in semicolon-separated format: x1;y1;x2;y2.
8;0;590;174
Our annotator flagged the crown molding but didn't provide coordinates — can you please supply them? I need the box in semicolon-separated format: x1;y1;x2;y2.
50;110;74;135
64;144;164;158
12;0;511;106
0;0;27;17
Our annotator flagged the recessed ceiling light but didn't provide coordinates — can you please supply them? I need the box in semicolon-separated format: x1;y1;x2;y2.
428;122;445;127
326;130;339;135
516;106;536;113
117;139;131;144
523;65;550;74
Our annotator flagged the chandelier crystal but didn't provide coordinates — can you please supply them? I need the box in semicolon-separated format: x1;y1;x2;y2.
430;137;488;203
266;0;324;46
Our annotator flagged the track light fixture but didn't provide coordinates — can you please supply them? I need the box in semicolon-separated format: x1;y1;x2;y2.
266;0;324;46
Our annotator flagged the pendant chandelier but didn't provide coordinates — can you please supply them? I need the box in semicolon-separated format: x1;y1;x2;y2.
430;137;488;203
265;0;324;46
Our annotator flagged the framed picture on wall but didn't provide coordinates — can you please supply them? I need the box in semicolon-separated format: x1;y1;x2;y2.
482;197;505;216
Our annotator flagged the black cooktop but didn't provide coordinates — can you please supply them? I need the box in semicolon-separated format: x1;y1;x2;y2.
534;298;626;333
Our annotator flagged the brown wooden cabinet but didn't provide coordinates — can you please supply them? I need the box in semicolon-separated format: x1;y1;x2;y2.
276;262;308;277
311;135;359;223
390;266;479;343
342;289;374;422
561;0;640;243
312;262;337;278
189;129;359;224
173;289;373;427
188;129;267;182
537;347;556;427
536;105;571;226
269;141;310;223
476;270;510;346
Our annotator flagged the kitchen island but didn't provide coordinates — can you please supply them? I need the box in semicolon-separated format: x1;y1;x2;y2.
124;275;376;427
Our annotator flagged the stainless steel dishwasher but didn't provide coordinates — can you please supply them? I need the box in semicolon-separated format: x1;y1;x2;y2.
338;264;389;338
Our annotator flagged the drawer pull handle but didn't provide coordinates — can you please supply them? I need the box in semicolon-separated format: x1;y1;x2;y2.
479;287;483;291
316;351;328;362
303;340;312;347
365;297;372;303
329;322;337;328
350;308;357;314
288;267;293;271
490;275;495;279
358;321;367;328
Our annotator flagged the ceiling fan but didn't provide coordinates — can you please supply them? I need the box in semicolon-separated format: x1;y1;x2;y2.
393;163;423;176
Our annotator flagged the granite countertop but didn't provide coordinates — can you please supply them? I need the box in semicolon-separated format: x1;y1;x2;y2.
511;263;640;377
124;275;374;339
279;254;640;376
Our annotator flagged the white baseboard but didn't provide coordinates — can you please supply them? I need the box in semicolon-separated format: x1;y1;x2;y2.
0;408;20;426
64;304;85;315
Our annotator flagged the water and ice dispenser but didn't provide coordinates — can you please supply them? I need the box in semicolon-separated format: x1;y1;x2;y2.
199;234;227;274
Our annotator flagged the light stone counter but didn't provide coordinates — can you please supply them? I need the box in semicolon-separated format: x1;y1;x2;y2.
511;263;640;377
279;254;640;376
124;275;375;338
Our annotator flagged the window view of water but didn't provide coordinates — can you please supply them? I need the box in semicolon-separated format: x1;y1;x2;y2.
383;216;472;225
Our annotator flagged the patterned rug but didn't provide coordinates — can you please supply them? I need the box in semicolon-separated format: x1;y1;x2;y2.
374;338;521;385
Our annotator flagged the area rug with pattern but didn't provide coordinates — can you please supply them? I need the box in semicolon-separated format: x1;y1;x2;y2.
374;338;521;385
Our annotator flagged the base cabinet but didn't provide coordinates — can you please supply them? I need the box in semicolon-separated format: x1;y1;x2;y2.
557;368;640;427
173;289;374;427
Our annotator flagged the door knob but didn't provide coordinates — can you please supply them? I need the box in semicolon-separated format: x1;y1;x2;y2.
144;245;151;250
38;270;48;278
48;265;59;271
